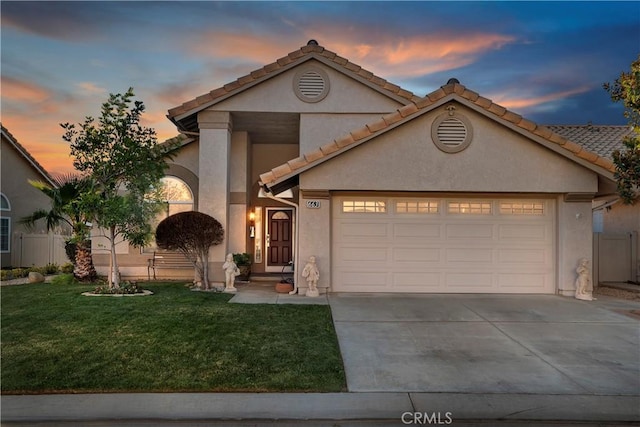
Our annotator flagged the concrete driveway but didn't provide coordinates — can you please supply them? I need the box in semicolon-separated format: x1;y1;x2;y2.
329;293;640;395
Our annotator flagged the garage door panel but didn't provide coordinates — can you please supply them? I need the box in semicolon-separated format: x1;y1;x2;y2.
498;224;548;240
339;222;388;239
446;223;494;239
498;248;547;264
393;272;441;288
333;197;555;294
340;271;388;288
393;223;442;239
497;273;549;289
446;248;493;263
393;247;441;262
446;272;494;288
340;246;388;262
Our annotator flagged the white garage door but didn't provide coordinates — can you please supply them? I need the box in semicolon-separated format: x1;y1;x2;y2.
332;196;555;293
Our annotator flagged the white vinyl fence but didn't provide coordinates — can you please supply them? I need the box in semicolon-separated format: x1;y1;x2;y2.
11;232;70;268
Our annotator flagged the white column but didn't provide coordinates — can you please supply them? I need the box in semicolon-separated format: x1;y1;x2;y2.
198;111;232;281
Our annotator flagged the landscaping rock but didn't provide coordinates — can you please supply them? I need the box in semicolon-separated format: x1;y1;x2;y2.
28;272;45;283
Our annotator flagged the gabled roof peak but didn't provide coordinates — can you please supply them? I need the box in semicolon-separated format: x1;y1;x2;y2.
259;81;617;191
167;42;421;130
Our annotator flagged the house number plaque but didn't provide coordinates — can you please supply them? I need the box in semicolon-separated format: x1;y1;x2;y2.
305;200;321;209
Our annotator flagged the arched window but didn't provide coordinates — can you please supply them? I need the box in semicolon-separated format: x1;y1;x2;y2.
0;193;10;211
160;176;194;218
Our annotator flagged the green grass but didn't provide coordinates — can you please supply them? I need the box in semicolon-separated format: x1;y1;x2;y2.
1;281;346;393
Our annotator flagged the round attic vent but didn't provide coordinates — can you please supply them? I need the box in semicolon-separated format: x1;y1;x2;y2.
431;111;473;153
294;67;330;103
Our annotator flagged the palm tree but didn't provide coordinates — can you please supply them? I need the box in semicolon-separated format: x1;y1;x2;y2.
20;174;97;282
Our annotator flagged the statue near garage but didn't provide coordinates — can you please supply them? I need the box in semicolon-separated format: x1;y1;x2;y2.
302;255;320;297
574;258;595;301
222;253;240;293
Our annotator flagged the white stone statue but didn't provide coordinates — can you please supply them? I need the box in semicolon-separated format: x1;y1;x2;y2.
574;258;595;301
222;253;240;293
302;255;320;297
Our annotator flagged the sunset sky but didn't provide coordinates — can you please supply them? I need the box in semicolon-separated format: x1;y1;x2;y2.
2;1;639;176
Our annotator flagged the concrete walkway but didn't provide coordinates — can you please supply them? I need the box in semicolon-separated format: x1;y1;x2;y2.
2;286;639;425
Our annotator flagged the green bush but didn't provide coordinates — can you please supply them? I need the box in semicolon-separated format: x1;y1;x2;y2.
233;252;252;266
61;263;74;274
50;273;77;286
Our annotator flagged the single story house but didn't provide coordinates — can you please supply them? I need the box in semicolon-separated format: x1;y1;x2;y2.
98;41;636;295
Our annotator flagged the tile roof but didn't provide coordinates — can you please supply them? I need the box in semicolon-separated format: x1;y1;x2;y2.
259;81;617;190
167;41;421;128
1;124;56;187
547;125;632;160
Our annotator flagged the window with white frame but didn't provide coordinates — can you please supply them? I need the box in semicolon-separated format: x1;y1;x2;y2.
0;217;9;252
448;201;492;214
500;202;545;215
0;194;10;211
342;200;386;213
159;176;194;218
396;200;439;214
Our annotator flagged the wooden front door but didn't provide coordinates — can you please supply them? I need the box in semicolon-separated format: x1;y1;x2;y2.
266;209;293;270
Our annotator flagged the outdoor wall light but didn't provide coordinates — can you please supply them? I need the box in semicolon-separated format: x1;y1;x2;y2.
249;210;256;238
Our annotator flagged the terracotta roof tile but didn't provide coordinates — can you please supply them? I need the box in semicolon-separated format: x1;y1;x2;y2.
461;88;480;102
399;104;419;118
272;163;293;178
428;88;447;102
595;157;615;171
223;81;241;92
453;83;465;95
502;110;522;124
474;96;492;109
516;118;537;132
576;149;599;162
351;126;372;141
304;149;324;163
320;141;340;155
259;171;276;185
382;110;403;126
533;125;553;139
367;118;388;133
563;141;583;154
288;156;308;170
238;74;254;85
487;103;507;117
335;134;356;148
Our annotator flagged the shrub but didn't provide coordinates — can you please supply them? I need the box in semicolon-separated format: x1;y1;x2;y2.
155;211;224;290
233;253;252;266
51;273;78;286
93;281;142;294
61;263;74;274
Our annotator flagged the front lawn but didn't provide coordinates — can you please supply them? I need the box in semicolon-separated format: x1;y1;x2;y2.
1;281;346;393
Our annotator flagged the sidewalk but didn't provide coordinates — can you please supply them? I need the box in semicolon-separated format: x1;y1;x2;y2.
2;392;638;424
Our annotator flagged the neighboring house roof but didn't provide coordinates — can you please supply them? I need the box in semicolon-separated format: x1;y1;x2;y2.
167;40;421;132
1;124;56;187
259;80;616;193
547;125;632;160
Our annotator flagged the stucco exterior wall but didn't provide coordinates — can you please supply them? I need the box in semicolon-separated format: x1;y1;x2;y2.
300;113;390;153
301;105;598;194
602;203;640;234
297;193;331;294
1;137;59;267
210;59;403;114
557;198;593;295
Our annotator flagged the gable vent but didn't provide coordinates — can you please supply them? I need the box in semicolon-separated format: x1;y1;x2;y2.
298;71;325;98
431;111;473;153
437;118;467;147
294;67;330;103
